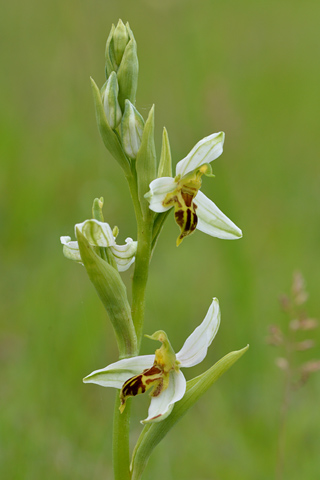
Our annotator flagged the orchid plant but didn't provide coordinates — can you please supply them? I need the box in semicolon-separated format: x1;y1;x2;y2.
61;19;248;480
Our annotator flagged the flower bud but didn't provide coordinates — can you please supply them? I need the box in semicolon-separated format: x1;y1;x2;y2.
113;19;129;66
116;31;139;110
101;72;122;129
121;99;144;159
104;21;139;111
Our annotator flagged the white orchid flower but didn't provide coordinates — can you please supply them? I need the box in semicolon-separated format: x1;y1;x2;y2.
145;132;242;245
83;297;221;424
60;219;137;272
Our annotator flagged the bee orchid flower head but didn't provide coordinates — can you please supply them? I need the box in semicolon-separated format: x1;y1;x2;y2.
83;298;221;424
145;132;242;245
60;219;137;272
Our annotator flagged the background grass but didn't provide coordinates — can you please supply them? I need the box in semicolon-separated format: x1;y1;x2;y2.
1;0;320;478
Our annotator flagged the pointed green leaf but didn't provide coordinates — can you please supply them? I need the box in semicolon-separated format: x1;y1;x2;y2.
130;345;249;479
135;105;157;217
91;77;130;175
158;127;172;178
77;229;137;358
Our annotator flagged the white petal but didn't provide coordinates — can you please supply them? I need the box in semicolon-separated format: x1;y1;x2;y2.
111;237;138;272
175;132;225;177
195;191;242;240
83;355;155;389
176;298;220;368
60;236;71;245
141;370;186;424
60;237;82;262
145;177;177;213
75;219;116;247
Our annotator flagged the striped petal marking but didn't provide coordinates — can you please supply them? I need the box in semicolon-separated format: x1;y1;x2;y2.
119;330;179;413
163;164;210;246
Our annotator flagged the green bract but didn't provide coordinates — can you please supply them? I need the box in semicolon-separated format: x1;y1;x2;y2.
77;229;137;358
131;345;249;480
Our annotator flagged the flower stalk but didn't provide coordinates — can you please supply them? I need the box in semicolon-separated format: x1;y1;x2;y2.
61;18;247;480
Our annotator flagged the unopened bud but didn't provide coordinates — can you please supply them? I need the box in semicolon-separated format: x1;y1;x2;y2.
92;197;104;222
121;100;144;159
113;20;129;66
105;21;139;110
101;72;122;129
112;226;119;238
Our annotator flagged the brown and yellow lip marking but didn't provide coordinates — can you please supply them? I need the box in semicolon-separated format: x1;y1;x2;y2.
119;331;178;414
119;364;164;413
163;164;210;246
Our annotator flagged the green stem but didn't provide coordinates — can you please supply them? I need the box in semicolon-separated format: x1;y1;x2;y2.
111;169;154;480
126;170;154;349
131;217;153;348
113;394;132;480
151;210;171;255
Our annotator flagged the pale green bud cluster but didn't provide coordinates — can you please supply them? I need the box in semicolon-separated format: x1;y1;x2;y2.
100;19;139;132
91;19;172;216
105;20;139;111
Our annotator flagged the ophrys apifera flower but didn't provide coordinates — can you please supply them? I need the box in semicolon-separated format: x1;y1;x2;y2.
83;298;220;423
145;132;242;245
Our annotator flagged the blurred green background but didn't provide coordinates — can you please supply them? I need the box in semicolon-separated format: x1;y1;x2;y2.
1;0;320;478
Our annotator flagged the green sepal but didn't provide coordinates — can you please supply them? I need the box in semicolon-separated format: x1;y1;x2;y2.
130;345;249;479
105;24;118;77
77;228;137;358
113;19;130;66
135;105;157;217
117;37;139;111
91;77;131;175
157;127;172;178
